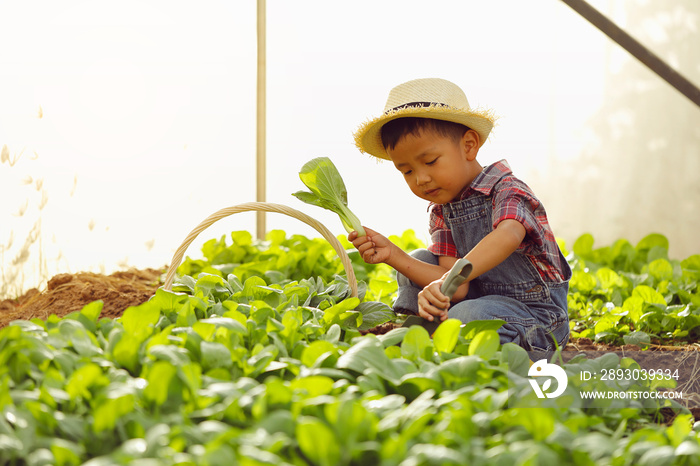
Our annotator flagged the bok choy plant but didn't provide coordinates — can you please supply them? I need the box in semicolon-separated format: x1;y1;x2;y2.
292;157;366;236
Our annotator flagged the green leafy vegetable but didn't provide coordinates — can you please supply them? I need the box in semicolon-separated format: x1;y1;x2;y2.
292;157;366;236
566;232;700;345
0;229;697;464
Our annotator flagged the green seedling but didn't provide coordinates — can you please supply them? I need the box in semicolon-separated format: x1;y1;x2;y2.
292;157;366;236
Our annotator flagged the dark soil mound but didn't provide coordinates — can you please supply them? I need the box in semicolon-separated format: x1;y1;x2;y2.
0;268;164;328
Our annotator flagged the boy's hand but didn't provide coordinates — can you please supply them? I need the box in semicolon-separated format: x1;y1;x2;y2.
417;278;450;322
348;227;393;264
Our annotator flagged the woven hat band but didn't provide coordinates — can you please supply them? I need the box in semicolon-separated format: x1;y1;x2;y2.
385;101;451;114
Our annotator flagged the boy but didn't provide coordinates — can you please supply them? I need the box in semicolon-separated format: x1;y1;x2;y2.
349;78;571;354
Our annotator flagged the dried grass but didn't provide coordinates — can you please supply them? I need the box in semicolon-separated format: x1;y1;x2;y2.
1;115;57;299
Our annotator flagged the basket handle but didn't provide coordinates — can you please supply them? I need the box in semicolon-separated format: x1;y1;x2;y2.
162;202;358;297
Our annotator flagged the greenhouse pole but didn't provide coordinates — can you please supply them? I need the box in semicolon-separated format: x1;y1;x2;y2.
561;0;700;108
256;0;267;240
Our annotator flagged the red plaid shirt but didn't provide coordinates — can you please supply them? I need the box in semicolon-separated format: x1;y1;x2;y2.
428;160;567;282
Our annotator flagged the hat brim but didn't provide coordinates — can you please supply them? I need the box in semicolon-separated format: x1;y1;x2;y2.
354;104;496;160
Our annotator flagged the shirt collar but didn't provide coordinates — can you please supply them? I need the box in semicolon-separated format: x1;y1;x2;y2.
460;159;512;198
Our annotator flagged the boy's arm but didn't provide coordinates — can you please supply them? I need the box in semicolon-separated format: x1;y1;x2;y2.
348;227;453;286
417;219;526;320
417;218;526;287
464;218;526;279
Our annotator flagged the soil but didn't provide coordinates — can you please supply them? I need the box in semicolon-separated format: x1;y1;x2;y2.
2;269;698;421
0;268;165;328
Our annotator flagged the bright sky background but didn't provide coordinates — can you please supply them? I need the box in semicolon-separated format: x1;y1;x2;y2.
1;0;617;292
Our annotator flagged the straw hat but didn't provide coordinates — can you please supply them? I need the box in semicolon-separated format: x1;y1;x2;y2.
354;78;496;160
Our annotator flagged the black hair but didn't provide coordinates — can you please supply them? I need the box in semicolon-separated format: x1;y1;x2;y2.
380;117;470;151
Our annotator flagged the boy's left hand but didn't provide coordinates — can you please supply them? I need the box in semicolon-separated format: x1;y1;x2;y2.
348;227;394;264
417;279;450;322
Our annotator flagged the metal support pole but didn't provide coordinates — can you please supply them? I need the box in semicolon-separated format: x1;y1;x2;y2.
256;0;267;239
560;0;700;108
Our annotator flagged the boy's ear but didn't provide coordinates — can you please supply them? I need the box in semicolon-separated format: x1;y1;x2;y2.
461;129;480;161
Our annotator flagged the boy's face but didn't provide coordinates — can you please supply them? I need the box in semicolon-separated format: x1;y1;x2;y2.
386;128;482;204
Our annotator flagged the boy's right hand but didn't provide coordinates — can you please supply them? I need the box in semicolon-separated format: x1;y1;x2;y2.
348;227;393;264
417;278;450;322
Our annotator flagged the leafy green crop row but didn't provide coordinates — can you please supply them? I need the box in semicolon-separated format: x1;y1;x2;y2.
176;229;425;308
565;233;700;345
0;230;699;465
179;229;700;345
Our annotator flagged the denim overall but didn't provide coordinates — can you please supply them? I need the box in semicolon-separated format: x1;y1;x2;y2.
395;193;571;355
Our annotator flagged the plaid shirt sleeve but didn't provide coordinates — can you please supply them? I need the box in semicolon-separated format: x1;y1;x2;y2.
491;177;545;255
427;204;460;258
491;176;566;281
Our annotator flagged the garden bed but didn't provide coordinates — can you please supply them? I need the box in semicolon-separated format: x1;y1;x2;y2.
1;230;699;465
2;262;699;420
5;266;699;359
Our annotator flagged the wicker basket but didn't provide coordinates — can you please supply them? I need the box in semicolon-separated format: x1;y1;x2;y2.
162;202;358;297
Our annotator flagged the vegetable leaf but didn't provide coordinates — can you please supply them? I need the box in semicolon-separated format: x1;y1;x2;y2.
292;157;366;236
